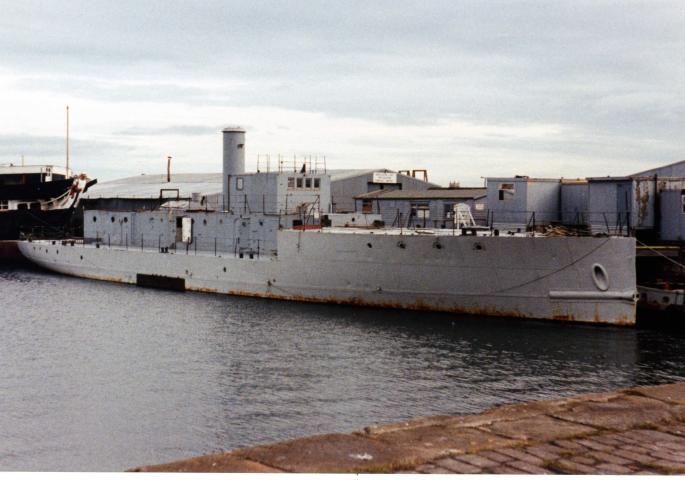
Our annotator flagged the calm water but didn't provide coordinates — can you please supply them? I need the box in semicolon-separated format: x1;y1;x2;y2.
1;265;685;471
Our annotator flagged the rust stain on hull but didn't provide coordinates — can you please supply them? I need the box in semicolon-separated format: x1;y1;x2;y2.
179;286;627;325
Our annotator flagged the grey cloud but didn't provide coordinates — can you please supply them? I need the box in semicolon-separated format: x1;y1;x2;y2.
1;0;685;179
115;125;219;136
0;133;142;179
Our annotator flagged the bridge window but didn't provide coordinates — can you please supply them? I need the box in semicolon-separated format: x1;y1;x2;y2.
0;200;7;210
236;177;244;191
314;178;320;189
296;177;303;188
288;177;295;188
305;178;312;188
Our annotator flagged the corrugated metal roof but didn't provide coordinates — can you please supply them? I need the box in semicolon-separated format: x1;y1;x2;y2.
355;188;487;200
85;168;441;199
328;168;440;186
83;173;223;199
486;176;560;182
630;159;685;177
328;168;382;181
585;176;632;182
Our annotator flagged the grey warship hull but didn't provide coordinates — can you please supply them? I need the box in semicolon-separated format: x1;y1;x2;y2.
17;126;638;325
19;229;637;325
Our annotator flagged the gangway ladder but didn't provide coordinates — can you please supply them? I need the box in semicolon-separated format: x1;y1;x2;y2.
453;203;476;229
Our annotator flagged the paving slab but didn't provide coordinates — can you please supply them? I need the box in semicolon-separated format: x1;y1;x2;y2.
129;454;281;473
482;413;596;442
630;382;685;405
552;393;685;430
362;415;456;436
370;424;517;461
442;397;577;429
433;456;482;473
236;433;419;473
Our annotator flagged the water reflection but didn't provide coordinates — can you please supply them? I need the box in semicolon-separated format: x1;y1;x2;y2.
1;266;684;471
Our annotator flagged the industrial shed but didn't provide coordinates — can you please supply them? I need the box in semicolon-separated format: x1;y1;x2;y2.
84;168;439;214
354;188;487;228
330;169;438;213
485;159;685;240
486;177;561;229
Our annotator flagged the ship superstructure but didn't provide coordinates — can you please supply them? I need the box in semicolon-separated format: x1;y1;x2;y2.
18;128;638;325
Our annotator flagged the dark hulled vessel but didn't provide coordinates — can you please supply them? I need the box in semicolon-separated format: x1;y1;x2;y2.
0;164;96;240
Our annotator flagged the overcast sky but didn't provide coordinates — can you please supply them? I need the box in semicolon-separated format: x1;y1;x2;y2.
1;0;684;186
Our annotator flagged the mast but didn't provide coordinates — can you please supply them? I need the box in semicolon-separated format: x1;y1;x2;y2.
66;105;70;175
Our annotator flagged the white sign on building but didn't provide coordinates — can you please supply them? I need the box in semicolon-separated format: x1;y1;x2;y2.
372;172;398;184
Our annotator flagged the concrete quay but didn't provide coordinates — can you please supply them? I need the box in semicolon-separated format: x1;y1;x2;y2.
131;382;685;474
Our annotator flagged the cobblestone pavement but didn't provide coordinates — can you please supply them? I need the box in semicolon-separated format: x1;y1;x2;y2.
410;426;685;474
132;382;685;473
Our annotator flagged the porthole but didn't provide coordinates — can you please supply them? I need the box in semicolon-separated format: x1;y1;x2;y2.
223;267;226;272
123;217;128;223
592;263;609;291
662;296;671;304
92;216;97;222
397;241;406;249
111;216;115;223
203;219;207;225
367;242;372;248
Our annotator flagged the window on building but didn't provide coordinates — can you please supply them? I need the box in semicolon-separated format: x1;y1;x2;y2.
236;177;244;190
288;177;295;188
305;178;312;188
362;199;373;213
0;200;7;210
681;193;685;214
17;203;27;210
314;178;320;189
498;183;515;201
296;177;303;188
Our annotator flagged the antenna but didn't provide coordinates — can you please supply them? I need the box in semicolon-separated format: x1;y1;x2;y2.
167;155;172;182
66;105;70;175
